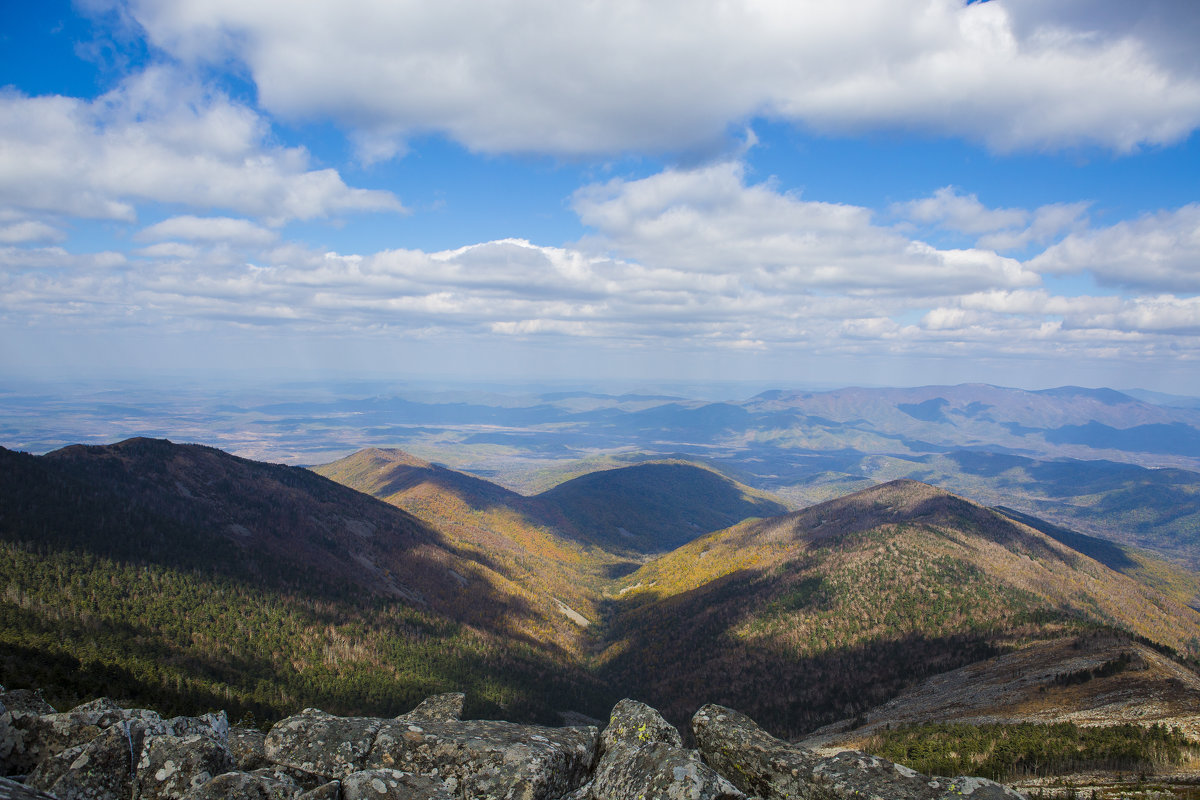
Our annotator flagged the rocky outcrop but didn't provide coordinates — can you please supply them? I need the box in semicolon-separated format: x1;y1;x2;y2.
692;704;1025;800
0;687;1026;800
569;698;743;800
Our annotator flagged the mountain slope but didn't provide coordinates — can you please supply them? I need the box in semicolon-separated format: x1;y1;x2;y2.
598;479;1200;738
314;449;790;559
0;439;610;723
534;461;789;554
311;447;624;625
6;439;1200;762
802;632;1200;749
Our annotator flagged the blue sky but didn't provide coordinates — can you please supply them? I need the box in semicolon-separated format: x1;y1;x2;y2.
2;0;1199;392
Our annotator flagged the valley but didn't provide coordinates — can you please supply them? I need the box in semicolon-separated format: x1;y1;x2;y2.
4;429;1200;794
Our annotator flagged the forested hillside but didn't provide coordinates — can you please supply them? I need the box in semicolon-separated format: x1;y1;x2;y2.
0;440;611;724
3;439;1198;766
598;480;1200;737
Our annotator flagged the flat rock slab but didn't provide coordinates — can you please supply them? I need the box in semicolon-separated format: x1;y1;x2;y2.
342;768;454;800
367;718;598;800
266;709;381;779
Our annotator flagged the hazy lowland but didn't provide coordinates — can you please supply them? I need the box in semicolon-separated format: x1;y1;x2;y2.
3;380;1200;796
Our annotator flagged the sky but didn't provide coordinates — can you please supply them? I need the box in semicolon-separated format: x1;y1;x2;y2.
1;0;1199;393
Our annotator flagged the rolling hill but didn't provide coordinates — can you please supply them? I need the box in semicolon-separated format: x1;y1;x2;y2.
310;447;624;628
0;438;610;724
313;449;788;559
534;461;789;554
597;479;1200;738
13;381;1200;573
3;437;1199;782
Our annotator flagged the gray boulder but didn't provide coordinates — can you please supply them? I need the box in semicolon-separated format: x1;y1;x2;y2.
166;712;229;744
24;744;85;792
367;717;599;800
691;704;1025;800
4;697;167;776
297;780;342;800
135;732;233;800
0;692;54;717
36;722;137;800
0;691;55;776
249;765;329;793
0;775;60;800
228;725;270;770
265;709;381;779
179;770;302;800
574;698;744;800
396;693;465;723
341;768;454;800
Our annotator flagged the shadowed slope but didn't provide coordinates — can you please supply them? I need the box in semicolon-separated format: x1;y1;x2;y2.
0;439;611;723
535;461;789;554
599;479;1200;738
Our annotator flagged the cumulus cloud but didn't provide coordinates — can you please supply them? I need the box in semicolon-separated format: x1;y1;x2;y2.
0;220;65;244
2;148;1195;371
892;187;1028;234
0;67;403;224
891;187;1090;251
4;226;1198;368
137;216;279;246
573;162;1039;294
1027;204;1200;291
108;0;1200;156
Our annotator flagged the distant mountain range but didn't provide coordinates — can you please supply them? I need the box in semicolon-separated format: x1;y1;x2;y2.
7;382;1200;568
3;436;1198;764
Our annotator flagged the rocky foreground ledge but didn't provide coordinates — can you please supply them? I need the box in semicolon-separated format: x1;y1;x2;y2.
1;687;1024;800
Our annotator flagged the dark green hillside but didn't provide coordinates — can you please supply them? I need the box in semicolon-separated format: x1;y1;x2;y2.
535;461;788;554
867;721;1199;782
0;440;611;724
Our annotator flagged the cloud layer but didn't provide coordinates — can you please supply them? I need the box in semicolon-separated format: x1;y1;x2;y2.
4;162;1197;371
114;0;1200;156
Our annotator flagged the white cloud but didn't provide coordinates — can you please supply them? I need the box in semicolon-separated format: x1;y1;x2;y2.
0;220;65;244
133;242;202;259
112;0;1200;156
4;228;1199;372
892;187;1090;251
138;216;278;246
573;162;1039;294
0;68;403;224
1027;204;1200;291
892;187;1028;234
